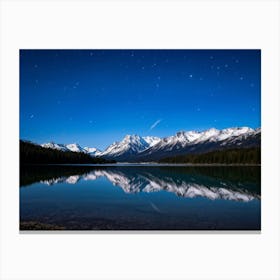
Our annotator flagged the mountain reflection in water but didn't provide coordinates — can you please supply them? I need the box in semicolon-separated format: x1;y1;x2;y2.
39;168;260;202
20;165;261;230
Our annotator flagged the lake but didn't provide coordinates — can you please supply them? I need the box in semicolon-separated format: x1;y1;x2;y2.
20;165;261;230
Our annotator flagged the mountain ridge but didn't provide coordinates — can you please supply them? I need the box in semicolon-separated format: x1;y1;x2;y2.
39;126;261;162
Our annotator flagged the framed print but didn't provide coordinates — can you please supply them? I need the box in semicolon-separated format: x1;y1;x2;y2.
1;0;280;279
19;49;261;231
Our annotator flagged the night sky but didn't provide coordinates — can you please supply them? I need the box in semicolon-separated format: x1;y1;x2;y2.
20;49;261;150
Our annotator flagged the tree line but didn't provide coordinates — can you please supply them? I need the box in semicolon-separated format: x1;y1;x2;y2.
158;147;260;164
20;140;115;164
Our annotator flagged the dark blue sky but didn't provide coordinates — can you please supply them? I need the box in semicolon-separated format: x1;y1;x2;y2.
20;49;260;150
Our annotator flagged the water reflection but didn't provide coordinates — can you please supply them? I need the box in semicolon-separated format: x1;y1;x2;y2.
20;165;261;230
38;168;260;202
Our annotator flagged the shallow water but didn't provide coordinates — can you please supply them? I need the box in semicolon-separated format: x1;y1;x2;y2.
20;165;261;230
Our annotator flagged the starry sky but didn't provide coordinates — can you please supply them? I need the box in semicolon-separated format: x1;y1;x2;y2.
20;49;261;150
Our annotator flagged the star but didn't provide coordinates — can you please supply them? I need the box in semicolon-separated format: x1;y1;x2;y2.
250;83;255;87
224;64;228;68
240;76;244;80
157;76;161;80
189;74;193;78
34;64;38;68
235;59;239;63
30;114;34;119
90;52;94;56
210;56;214;60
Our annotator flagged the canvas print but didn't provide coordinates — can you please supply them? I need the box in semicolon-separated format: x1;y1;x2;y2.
20;50;261;231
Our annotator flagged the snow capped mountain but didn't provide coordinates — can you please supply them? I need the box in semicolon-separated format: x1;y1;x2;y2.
40;134;157;160
41;142;69;152
66;143;85;153
40;126;261;161
84;147;101;156
98;134;149;160
41;142;100;156
136;127;260;161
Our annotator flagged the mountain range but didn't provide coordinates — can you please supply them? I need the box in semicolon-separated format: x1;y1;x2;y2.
41;126;261;162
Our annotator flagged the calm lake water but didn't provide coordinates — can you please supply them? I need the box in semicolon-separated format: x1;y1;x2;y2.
20;165;261;230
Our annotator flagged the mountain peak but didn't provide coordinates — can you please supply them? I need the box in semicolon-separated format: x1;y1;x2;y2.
123;134;140;141
67;143;80;147
66;143;84;153
175;131;185;137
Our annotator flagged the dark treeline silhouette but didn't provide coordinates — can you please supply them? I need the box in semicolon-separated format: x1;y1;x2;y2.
158;148;260;164
20;140;115;165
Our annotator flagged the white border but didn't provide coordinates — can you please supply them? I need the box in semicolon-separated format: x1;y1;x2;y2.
1;0;280;279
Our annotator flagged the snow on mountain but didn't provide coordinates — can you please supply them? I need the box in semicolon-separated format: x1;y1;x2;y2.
215;127;254;141
99;134;149;159
143;136;161;147
84;147;98;153
160;130;202;149
40;126;260;161
136;127;260;161
41;142;69;152
66;143;85;153
195;128;220;142
84;147;102;156
41;142;100;156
